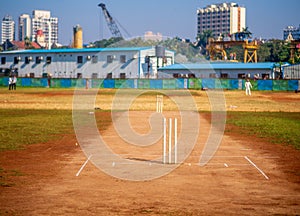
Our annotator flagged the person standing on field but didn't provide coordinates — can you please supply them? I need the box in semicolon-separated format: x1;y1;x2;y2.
12;75;17;90
8;76;13;90
245;79;252;96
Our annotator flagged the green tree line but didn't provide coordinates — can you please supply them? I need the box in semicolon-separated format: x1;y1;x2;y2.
90;36;299;64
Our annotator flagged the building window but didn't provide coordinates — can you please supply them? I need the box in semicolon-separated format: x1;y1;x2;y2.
238;73;245;79
209;73;217;78
14;56;21;64
188;73;196;78
107;55;113;63
36;56;43;64
1;57;6;64
25;56;32;64
46;56;52;64
92;73;98;79
120;73;126;79
220;73;228;78
106;73;112;79
120;55;126;63
77;56;83;64
92;55;98;63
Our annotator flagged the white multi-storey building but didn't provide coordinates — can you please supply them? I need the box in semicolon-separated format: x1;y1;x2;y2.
197;2;246;38
1;15;15;44
0;46;174;79
31;10;58;46
18;14;31;41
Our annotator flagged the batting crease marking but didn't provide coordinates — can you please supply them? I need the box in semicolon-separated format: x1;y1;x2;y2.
76;155;92;177
244;156;269;180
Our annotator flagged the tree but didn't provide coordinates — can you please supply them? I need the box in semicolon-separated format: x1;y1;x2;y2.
93;37;123;48
23;36;37;49
196;30;213;54
241;27;252;39
257;44;271;62
256;40;290;62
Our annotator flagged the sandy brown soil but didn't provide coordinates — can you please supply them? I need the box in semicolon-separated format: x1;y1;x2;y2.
0;109;300;215
1;107;299;215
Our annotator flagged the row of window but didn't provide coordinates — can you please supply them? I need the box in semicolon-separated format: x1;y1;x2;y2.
201;25;230;29
199;11;230;15
0;55;128;65
172;73;256;79
199;20;230;24
198;15;230;20
0;71;128;79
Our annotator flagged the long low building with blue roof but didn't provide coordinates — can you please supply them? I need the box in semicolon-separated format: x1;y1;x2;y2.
158;62;278;79
0;46;174;79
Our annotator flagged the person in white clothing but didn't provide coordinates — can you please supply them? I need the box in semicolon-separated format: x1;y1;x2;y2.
12;75;17;90
8;76;13;90
245;79;252;96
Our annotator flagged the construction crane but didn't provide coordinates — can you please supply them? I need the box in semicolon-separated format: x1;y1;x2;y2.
98;3;123;38
207;39;259;63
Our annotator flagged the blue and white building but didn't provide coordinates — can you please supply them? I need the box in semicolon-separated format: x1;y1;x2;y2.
158;62;277;79
0;46;174;79
283;25;300;41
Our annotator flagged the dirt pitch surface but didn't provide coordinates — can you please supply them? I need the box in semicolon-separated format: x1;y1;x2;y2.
0;89;300;215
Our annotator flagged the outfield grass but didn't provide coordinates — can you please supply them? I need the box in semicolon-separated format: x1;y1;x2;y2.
226;111;300;150
0;109;114;151
0;109;73;151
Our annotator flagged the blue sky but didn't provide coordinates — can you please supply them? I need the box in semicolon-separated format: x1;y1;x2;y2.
0;0;299;45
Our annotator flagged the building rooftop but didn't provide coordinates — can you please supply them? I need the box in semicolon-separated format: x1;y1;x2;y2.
159;62;277;70
1;47;153;54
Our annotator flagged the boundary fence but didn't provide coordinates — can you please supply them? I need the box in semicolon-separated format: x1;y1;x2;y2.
0;77;299;91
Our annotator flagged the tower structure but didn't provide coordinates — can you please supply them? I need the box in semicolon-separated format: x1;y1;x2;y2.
197;2;246;38
31;10;58;46
73;24;83;48
1;15;15;44
18;14;31;41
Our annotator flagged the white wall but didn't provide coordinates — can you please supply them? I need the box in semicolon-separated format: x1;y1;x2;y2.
0;48;174;79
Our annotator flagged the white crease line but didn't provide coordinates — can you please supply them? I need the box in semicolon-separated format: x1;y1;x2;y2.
76;155;92;177
244;156;269;180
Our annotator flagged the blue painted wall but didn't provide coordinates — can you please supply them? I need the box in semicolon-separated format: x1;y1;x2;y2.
0;77;298;91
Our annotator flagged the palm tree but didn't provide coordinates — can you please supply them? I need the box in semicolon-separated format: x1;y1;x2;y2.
241;27;252;39
196;30;213;53
24;36;31;49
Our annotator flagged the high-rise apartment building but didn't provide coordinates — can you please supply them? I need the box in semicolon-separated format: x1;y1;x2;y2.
1;15;15;44
19;14;31;41
197;2;246;38
31;10;58;46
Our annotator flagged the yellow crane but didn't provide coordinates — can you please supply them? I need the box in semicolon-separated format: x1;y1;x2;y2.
207;39;259;63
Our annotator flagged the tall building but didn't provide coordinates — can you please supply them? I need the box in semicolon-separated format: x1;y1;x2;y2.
197;2;246;38
31;10;58;46
283;25;300;41
18;14;31;41
1;15;15;44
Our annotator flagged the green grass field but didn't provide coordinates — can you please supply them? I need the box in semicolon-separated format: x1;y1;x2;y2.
226;111;300;150
0;109;73;151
